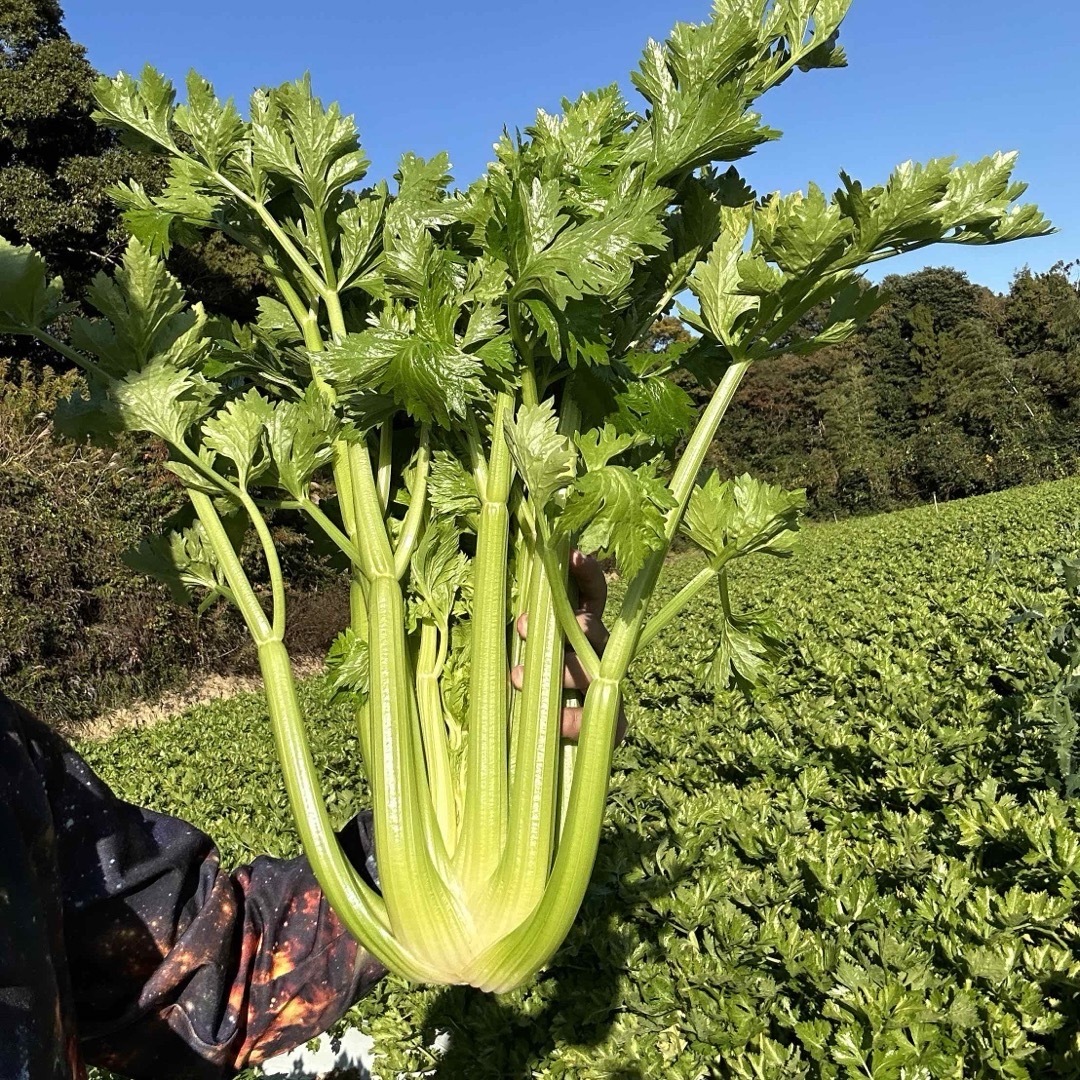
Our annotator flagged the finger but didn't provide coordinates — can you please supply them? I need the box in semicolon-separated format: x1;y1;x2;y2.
569;549;607;618
563;652;591;690
559;705;628;745
576;610;609;653
514;654;592;691
519;599;608;652
560;706;583;740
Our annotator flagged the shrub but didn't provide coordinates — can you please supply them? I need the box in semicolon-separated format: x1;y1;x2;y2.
0;359;346;727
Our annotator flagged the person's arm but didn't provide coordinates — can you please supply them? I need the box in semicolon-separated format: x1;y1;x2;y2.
17;702;385;1080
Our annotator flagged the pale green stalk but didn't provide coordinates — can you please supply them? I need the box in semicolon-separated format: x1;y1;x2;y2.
663;361;752;536
265;266;321;350
236;489;286;641
474;359;755;991
394;426;431;578
377;421;393;514
455;392;514;891
533;514;600;682
210;168;329;302
29;330;98;377
190;491;272;644
324;291;347;342
311;205;339;291
504;321;542;787
257;639;436;980
189;491;428;978
330;443;370;632
489;395;580;933
638;564;723;652
416;622;457;856
366;572;468;963
297;495;366;570
489;532;566;931
346;442;374;554
173;442;243;501
347;445;467;964
211;166;348;341
473;672;623;992
555;741;576;846
505;511;535;782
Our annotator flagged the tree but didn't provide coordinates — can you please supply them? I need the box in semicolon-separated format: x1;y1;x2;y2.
860;267;992;442
1004;263;1080;473
0;0;146;296
1004;262;1080;359
706;261;1080;517
817;342;891;512
637;315;691;354
0;0;264;348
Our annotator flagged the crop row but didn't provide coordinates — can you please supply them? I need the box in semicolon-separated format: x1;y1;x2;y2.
83;478;1080;1079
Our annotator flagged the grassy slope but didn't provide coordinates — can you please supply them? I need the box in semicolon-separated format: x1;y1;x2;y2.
81;478;1080;1079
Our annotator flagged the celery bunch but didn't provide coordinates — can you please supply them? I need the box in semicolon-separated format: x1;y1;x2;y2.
0;0;1049;990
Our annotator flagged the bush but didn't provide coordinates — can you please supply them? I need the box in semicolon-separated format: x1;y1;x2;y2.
0;360;346;728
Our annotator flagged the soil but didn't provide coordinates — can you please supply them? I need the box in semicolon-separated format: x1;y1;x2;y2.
71;655;326;741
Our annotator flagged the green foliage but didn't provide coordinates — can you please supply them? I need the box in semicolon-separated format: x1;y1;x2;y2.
0;359;250;725
80;478;1080;1078
708;262;1080;518
1000;555;1080;800
0;354;347;725
0;236;68;330
504;400;577;511
0;0;143;300
0;0;264;351
78;676;367;866
560;459;675;579
683;471;805;561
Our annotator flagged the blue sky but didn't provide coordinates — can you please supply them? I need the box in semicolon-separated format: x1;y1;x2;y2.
66;0;1078;295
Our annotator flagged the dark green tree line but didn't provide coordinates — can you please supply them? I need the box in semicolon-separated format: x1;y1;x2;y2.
0;0;263;345
695;262;1080;517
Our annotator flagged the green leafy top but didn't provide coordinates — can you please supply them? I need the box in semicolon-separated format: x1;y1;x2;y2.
0;237;68;333
0;0;1052;614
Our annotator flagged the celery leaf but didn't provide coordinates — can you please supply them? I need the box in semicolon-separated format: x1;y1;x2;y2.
505;401;577;511
686;210;757;348
202;389;275;489
574;424;646;472
112;360;216;444
92;65;178;153
326;627;371;705
683;472;805;563
700;601;785;699
428;451;481;525
173;72;246;173
0;236;68;333
265;389;338;498
409;522;469;629
559;461;675;578
319;325;485;428
72;240;210;377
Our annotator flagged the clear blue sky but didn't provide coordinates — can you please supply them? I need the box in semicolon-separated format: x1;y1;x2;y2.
66;0;1078;295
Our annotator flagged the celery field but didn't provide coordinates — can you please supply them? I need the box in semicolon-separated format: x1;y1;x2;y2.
82;478;1080;1079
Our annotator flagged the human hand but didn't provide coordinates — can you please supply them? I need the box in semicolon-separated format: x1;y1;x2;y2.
511;550;628;744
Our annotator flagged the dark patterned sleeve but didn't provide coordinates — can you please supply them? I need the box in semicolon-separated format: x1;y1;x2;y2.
21;707;387;1080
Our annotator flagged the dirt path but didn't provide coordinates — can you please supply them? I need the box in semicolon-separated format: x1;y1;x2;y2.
73;656;326;741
